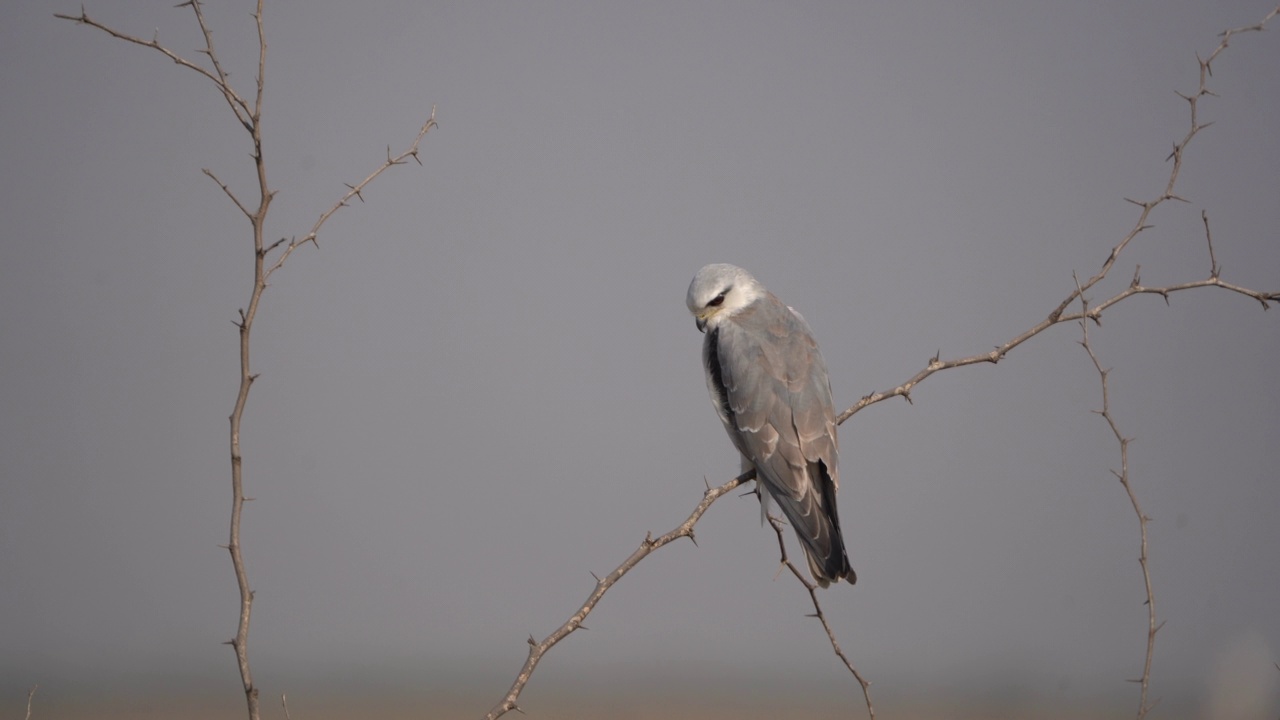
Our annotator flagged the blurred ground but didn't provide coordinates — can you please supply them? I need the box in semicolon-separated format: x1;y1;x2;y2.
22;684;1189;720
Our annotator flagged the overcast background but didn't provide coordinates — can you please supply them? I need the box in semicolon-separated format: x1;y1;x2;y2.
2;1;1278;717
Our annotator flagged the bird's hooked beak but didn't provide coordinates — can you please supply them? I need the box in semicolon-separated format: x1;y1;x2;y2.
694;307;718;332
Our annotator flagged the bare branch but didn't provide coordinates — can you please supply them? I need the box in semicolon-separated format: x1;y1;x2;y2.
202;169;253;220
1074;277;1160;720
766;515;875;720
837;4;1280;424
53;6;252;128
60;5;436;720
1201;211;1220;279
185;0;250;126
263;105;438;279
483;470;753;720
24;685;37;720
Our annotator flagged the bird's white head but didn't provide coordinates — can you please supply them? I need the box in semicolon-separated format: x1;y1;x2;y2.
686;263;765;333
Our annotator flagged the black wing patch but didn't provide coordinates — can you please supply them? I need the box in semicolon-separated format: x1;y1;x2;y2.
704;327;735;426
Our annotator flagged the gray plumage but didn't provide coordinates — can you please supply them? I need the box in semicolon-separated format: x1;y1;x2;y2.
687;264;854;587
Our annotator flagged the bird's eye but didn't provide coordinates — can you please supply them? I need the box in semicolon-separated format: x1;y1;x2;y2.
707;289;729;307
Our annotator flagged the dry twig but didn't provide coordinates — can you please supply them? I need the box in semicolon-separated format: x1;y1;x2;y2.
55;4;436;720
483;470;753;719
767;515;875;720
1074;274;1162;720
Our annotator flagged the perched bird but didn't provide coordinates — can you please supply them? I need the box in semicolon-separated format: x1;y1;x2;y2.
687;264;854;587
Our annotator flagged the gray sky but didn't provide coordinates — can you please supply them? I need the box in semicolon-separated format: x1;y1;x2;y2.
2;0;1278;715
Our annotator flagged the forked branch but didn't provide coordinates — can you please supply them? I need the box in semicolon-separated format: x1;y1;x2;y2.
837;4;1280;424
56;4;437;720
484;6;1279;719
54;2;254;128
767;514;875;720
1074;276;1162;719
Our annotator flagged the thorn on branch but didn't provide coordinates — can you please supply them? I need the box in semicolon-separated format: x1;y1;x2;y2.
1201;211;1221;278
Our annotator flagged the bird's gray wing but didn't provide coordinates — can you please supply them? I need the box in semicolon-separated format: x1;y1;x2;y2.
709;293;850;585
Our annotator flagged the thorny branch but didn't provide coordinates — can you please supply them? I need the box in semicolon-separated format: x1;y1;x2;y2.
483;470;753;720
767;515;875;720
1074;274;1163;720
485;6;1279;720
263;107;437;279
56;3;436;720
836;5;1279;425
54;4;254;129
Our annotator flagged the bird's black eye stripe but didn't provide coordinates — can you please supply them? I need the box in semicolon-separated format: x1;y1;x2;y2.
707;287;730;307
